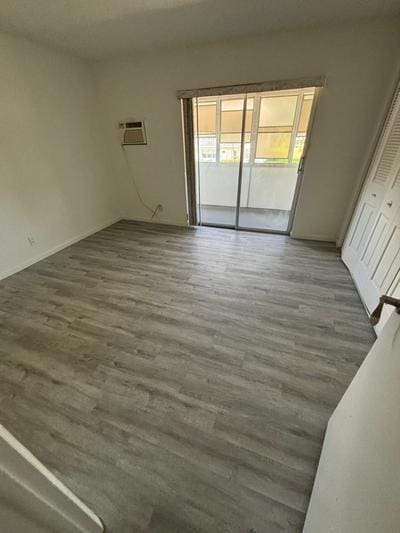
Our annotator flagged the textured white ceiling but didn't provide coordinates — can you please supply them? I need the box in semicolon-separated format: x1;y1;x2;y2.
0;0;399;60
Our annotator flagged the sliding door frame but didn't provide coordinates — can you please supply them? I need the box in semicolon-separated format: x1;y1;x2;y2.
286;86;322;235
235;94;248;228
181;98;198;225
180;77;325;234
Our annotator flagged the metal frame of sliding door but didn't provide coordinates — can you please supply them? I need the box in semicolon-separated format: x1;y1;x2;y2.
194;97;202;226
235;91;293;235
233;93;290;235
199;93;248;231
286;86;322;236
234;94;248;229
196;86;322;235
236;87;322;235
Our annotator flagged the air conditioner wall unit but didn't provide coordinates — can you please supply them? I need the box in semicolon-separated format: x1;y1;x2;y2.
119;120;147;145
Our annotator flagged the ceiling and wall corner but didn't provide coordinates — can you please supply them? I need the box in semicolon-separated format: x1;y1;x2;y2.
0;0;399;60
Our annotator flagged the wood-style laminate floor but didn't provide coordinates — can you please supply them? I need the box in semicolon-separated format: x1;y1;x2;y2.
0;221;375;533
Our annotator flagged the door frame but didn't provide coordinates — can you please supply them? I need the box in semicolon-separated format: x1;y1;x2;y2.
181;79;324;235
236;87;322;235
341;78;400;320
286;86;322;235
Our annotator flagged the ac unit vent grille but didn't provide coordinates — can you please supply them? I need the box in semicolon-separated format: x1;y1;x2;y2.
126;121;142;128
121;120;147;145
372;87;400;185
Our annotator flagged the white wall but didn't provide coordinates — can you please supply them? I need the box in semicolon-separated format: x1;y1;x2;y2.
93;19;400;241
1;19;399;273
303;311;400;532
0;31;121;280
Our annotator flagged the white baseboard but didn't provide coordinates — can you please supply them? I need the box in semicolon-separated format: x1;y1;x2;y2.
127;220;337;239
0;216;121;281
290;231;336;243
122;216;189;228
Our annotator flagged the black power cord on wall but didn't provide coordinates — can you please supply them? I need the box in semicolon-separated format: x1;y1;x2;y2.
121;145;162;220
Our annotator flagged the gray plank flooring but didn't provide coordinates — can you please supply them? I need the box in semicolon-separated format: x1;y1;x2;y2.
0;220;375;532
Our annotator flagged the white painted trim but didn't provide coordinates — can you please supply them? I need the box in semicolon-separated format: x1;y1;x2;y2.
0;425;103;532
0;425;102;529
0;216;121;281
123;216;189;228
342;259;382;336
288;87;322;235
290;231;336;243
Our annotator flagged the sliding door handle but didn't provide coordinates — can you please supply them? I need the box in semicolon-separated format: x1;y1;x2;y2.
298;156;305;173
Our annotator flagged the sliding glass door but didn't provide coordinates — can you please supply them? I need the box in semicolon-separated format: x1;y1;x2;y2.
194;94;247;227
193;87;317;233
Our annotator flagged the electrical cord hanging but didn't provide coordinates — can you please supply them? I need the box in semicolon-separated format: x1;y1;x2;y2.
121;145;160;219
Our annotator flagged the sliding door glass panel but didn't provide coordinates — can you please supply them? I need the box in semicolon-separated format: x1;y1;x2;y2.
192;88;316;232
194;95;246;226
238;89;315;232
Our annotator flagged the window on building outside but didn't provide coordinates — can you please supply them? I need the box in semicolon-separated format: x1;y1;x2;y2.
220;98;253;163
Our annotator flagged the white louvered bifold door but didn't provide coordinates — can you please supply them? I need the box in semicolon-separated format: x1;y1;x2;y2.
343;82;400;332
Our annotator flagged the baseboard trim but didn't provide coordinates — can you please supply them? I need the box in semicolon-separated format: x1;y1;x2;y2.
341;259;377;335
0;216;121;281
290;232;336;243
122;216;188;228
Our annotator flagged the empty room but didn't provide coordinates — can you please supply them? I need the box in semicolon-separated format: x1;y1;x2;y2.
1;1;400;532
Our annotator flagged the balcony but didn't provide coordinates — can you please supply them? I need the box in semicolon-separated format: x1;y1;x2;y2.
198;162;297;231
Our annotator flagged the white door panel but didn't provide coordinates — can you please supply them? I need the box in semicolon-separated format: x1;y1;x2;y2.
360;211;390;269
351;186;400;315
342;82;400;332
342;196;378;271
373;223;400;289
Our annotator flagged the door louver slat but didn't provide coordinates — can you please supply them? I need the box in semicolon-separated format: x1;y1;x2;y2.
373;88;400;185
393;169;400;190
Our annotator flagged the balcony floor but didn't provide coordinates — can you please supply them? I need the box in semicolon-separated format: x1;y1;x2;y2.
200;205;291;232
